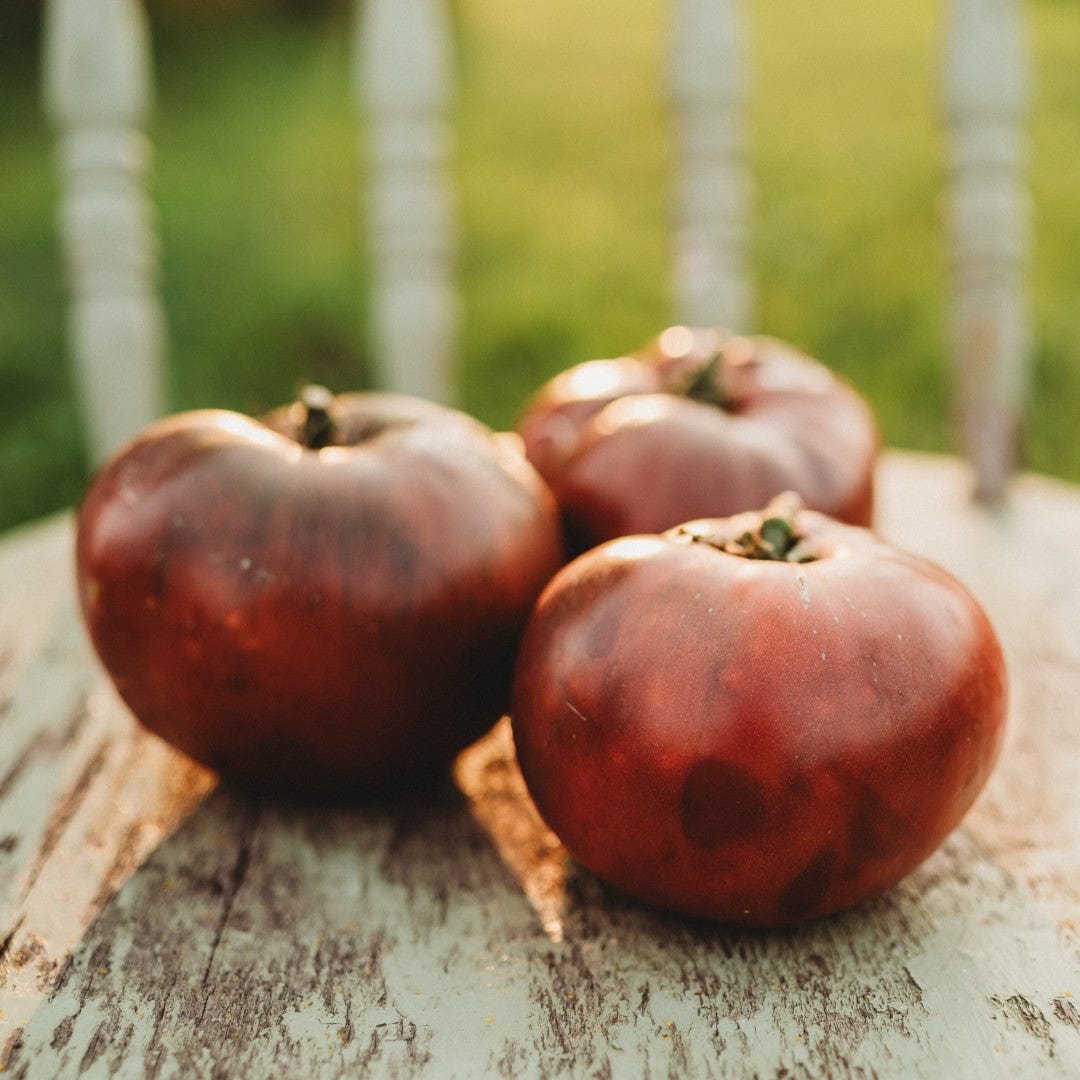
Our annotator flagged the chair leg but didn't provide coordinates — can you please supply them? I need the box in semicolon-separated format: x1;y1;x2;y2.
943;0;1032;501
355;0;459;404
43;0;166;462
670;0;754;333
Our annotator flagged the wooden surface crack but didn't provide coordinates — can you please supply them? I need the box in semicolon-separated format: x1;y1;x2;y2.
1054;996;1080;1031
149;968;181;1056
20;736;111;905
198;802;260;1003
0;692;91;804
0;916;25;967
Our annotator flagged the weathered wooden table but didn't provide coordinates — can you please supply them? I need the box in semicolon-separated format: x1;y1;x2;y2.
2;451;1078;1078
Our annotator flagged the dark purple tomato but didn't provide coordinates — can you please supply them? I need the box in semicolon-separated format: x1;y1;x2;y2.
517;326;879;552
510;496;1006;925
76;389;564;797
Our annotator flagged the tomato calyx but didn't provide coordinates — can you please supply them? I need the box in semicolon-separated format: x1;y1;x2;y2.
680;349;730;408
288;386;413;450
666;337;760;414
676;492;820;563
299;384;337;449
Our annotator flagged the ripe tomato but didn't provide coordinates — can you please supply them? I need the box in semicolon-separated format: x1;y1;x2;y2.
77;389;565;796
510;496;1006;925
517;326;879;552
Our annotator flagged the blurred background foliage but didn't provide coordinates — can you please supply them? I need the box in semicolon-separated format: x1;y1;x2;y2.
1;0;1078;533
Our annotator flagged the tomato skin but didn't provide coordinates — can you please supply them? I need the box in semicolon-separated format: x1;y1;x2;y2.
510;507;1006;925
517;329;879;551
76;392;565;797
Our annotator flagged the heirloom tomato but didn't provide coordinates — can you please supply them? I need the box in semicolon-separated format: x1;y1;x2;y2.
517;326;879;552
77;388;564;796
511;496;1006;925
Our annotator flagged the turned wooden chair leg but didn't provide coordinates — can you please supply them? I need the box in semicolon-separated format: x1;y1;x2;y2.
943;0;1032;502
355;0;459;404
42;0;166;462
670;0;754;333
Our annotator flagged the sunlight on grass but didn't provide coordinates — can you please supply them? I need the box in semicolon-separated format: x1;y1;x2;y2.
454;0;671;426
752;0;949;452
1027;1;1080;480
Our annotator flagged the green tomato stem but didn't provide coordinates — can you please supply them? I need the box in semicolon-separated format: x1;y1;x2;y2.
299;384;336;449
679;349;730;409
682;492;819;563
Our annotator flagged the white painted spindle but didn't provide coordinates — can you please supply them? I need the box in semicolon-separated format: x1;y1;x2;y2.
670;0;753;332
355;0;458;403
943;0;1032;501
43;0;166;461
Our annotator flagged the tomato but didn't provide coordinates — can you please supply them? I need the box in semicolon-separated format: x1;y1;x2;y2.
76;389;565;796
517;326;879;552
510;496;1006;925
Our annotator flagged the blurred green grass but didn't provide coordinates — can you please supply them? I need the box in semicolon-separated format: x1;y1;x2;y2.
1;0;1077;533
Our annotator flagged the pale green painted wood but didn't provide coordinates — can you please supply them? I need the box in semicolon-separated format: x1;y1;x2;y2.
355;0;458;404
671;0;754;333
943;0;1033;501
1;453;1079;1076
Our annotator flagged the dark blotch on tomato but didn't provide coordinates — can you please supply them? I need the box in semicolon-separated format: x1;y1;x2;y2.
842;775;908;878
779;846;838;922
679;759;769;848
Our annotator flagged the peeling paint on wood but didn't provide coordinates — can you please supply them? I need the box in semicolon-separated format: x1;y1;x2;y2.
2;454;1080;1077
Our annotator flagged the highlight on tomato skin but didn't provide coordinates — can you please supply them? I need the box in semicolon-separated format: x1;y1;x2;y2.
509;496;1007;927
75;388;566;799
516;326;880;554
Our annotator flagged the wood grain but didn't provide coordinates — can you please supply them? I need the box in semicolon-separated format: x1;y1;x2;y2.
2;453;1079;1077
